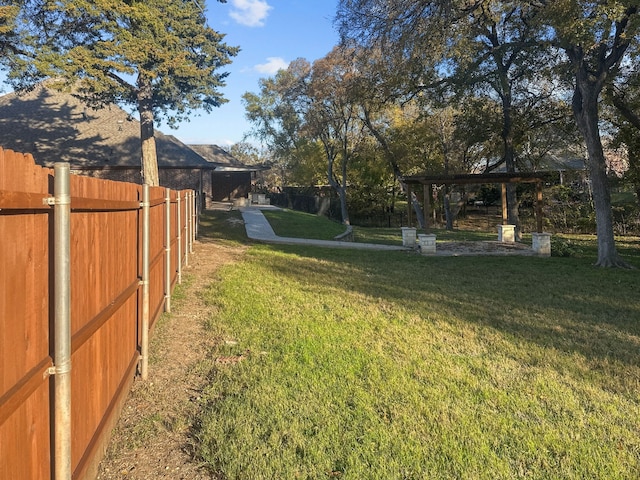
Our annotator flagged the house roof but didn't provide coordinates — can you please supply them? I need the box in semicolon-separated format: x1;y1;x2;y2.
0;84;215;169
528;154;587;172
188;143;270;172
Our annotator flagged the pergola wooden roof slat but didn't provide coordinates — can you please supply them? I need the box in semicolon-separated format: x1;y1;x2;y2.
402;171;550;186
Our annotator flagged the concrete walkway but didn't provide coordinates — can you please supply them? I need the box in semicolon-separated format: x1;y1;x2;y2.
240;206;409;251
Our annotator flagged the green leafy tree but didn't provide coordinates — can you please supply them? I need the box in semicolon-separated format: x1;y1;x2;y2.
540;0;639;266
243;59;322;187
347;47;429;228
7;0;238;186
306;47;369;225
0;1;20;60
244;51;369;225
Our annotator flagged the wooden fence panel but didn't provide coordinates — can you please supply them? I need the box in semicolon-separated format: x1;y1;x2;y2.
149;187;167;330
0;149;53;480
182;192;190;266
0;148;197;480
170;190;179;288
68;174;142;479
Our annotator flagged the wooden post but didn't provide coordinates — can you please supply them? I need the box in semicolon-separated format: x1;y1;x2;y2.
423;184;431;233
536;181;543;233
501;183;508;225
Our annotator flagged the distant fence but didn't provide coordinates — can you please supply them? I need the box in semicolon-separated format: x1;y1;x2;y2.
0;148;199;480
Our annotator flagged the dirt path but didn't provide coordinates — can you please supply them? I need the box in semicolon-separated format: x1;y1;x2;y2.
96;239;245;480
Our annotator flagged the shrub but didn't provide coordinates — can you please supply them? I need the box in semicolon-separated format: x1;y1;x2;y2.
551;236;584;257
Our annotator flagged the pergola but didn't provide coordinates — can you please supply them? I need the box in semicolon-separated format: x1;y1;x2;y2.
402;172;550;233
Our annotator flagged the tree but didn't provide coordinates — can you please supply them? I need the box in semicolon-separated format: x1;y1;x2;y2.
6;0;238;186
305;47;369;225
244;51;369;225
1;1;52;74
540;1;639;267
346;47;429;228
0;1;20;60
243;59;324;187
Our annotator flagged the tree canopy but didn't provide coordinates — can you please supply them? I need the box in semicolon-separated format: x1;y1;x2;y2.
336;0;640;266
4;0;238;185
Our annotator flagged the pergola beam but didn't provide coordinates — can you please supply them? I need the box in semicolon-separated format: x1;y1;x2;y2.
403;171;548;186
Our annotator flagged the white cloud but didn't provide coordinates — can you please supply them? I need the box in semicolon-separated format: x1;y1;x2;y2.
254;57;289;75
229;0;272;27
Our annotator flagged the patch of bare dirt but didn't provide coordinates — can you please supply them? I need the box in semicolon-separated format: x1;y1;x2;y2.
96;240;246;480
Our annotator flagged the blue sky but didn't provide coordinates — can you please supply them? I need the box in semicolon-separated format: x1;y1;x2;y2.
163;0;340;147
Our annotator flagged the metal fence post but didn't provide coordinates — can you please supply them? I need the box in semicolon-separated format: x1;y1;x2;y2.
177;193;182;284
184;192;189;267
195;191;200;238
164;188;171;313
140;184;150;380
53;162;72;480
190;191;195;253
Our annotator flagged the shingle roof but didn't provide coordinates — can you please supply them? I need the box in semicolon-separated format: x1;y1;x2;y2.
188;143;245;167
188;143;269;172
0;83;214;169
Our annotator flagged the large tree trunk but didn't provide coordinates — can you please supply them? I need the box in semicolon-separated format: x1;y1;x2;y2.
573;77;627;267
500;90;521;239
137;75;160;186
327;152;350;225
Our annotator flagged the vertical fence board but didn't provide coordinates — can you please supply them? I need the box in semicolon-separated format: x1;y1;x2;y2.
170;190;179;287
149;187;167;330
68;175;141;479
0;148;53;480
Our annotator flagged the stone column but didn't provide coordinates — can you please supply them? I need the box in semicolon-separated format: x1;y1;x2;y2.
498;224;515;243
417;233;437;255
532;232;552;256
401;227;417;247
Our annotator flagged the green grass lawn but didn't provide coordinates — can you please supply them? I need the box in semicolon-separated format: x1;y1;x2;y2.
261;208;502;246
262;209;347;240
193;210;640;479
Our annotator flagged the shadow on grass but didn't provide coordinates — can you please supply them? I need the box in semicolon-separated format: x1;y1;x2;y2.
195;211;640;374
250;243;640;374
197;209;250;246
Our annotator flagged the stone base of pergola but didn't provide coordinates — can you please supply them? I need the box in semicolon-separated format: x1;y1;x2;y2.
413;234;552;256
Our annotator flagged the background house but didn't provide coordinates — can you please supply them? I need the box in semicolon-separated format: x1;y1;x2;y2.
188;144;270;202
0;83;265;207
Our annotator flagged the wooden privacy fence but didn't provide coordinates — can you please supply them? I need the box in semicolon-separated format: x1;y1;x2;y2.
0;148;200;480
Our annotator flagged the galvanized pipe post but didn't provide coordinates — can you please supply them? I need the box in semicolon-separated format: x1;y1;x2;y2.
177;193;182;284
140;184;150;380
187;191;192;253
190;191;195;253
195;191;200;238
53;162;72;480
184;192;189;267
164;188;171;313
